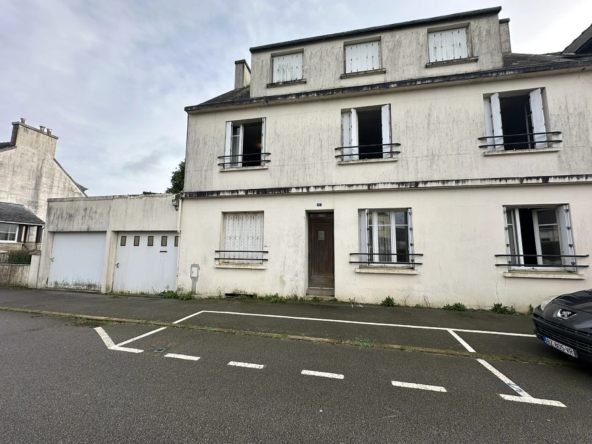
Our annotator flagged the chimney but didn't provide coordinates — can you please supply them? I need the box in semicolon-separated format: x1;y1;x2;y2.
20;117;26;124
47;128;52;136
499;18;511;54
234;59;251;89
39;126;46;133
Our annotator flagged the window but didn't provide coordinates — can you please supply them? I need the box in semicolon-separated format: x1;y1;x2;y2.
483;89;548;150
358;209;414;266
133;236;140;246
161;236;167;247
272;52;303;83
344;41;381;73
120;235;126;246
223;119;267;168
341;105;392;161
174;236;179;247
503;205;576;270
219;212;264;263
147;236;154;246
428;27;469;62
0;223;18;242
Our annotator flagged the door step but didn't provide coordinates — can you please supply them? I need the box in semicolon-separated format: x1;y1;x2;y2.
305;287;335;297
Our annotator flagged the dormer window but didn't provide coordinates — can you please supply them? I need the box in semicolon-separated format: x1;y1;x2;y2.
428;27;469;62
344;40;381;74
271;52;303;83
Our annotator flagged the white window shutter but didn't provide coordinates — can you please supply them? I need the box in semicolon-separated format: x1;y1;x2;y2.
529;88;547;149
342;112;352;162
359;210;369;263
557;205;576;270
490;93;504;151
261;118;266;153
272;53;303;83
407;208;414;265
483;98;494;146
224;122;232;167
345;42;380;73
350;108;359;160
381;104;391;158
503;207;515;265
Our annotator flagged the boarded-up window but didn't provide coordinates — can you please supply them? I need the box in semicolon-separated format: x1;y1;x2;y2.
222;212;264;263
272;52;303;83
428;28;468;62
345;41;380;73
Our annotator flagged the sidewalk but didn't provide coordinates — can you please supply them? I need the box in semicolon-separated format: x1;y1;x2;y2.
0;287;568;364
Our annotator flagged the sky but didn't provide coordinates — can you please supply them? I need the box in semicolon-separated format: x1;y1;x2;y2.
1;0;590;196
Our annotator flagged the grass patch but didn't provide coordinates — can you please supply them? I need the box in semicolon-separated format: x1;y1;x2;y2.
352;337;374;349
380;296;397;307
491;303;518;315
69;318;112;328
443;302;468;312
259;293;285;303
161;290;194;300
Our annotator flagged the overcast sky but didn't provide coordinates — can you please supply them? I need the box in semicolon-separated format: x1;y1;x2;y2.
1;0;590;196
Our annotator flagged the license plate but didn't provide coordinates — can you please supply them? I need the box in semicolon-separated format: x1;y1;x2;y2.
543;337;578;358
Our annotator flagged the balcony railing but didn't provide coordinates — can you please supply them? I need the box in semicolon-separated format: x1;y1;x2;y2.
478;131;562;150
335;143;401;161
494;253;589;270
217;153;271;169
215;250;268;263
349;252;423;267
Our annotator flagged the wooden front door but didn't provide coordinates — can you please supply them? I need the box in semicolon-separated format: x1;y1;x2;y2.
308;213;334;288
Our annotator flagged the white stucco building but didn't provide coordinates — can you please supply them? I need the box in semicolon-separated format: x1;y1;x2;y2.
38;7;592;310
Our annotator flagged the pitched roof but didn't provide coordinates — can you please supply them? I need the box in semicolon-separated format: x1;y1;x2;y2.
563;23;592;54
198;86;251;106
0;202;44;225
503;52;592;68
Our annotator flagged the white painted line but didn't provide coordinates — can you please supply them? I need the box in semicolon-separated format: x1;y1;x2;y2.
448;329;476;353
499;394;566;407
301;370;344;379
228;361;265;369
94;327;143;353
184;310;535;338
391;381;447;392
172;310;206;324
116;327;167;346
164;353;200;361
477;358;531;398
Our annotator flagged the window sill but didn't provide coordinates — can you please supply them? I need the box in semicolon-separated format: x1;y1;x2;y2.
340;68;386;79
503;271;585;280
267;79;306;88
338;157;398;165
425;56;478;68
483;147;560;156
216;263;266;270
220;166;268;173
355;267;417;275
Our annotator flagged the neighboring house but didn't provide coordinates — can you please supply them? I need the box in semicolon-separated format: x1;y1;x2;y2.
0;202;44;257
0;120;87;252
37;7;592;310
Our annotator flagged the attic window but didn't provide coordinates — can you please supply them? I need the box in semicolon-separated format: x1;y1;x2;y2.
428;27;469;62
344;41;381;73
272;52;303;83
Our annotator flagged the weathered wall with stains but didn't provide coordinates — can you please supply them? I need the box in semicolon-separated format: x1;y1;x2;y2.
0;264;29;287
177;184;591;311
249;14;503;98
0;123;86;221
186;70;592;194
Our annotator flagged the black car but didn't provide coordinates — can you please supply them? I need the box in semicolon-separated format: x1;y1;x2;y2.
533;289;592;361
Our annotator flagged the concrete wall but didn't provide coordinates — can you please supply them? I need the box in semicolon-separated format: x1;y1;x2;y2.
249;14;503;98
186;70;592;193
177;184;591;311
0;123;86;221
38;194;179;292
0;264;29;287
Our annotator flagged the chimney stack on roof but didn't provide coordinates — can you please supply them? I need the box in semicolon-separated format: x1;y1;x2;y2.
20;118;26;124
39;126;46;133
234;59;251;89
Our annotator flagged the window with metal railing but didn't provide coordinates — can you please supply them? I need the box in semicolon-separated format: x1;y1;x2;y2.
218;212;266;264
221;119;270;169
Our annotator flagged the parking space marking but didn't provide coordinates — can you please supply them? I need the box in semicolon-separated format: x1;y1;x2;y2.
94;327;143;353
391;381;447;392
164;353;200;361
228;361;265;369
301;370;344;379
477;359;566;407
116;327;167;346
448;329;476;353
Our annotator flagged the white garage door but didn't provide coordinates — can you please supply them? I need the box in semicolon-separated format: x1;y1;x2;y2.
48;232;106;290
113;232;178;294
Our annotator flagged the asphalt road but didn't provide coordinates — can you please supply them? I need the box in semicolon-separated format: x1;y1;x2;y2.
1;305;592;443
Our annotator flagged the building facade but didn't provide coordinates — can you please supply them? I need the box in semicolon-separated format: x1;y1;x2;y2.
176;7;592;310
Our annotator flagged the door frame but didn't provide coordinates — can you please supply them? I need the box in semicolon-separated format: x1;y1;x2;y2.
306;211;335;289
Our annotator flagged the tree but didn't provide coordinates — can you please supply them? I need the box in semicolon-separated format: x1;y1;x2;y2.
166;160;185;194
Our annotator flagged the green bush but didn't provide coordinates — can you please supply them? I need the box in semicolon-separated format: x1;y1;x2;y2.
260;293;285;303
380;296;396;307
6;251;31;264
161;290;193;300
443;302;468;311
491;303;517;315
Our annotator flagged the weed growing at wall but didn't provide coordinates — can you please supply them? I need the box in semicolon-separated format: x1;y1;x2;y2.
443;302;468;312
491;303;518;315
380;296;397;307
161;291;194;300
